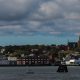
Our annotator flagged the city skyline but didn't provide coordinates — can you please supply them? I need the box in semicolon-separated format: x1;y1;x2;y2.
0;0;80;45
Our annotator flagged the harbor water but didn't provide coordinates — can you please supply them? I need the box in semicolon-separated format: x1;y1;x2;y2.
0;66;80;80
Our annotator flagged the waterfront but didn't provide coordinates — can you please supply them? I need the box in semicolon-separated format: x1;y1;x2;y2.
0;66;80;80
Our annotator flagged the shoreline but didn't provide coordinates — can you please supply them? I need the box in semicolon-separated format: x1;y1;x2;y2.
0;65;79;67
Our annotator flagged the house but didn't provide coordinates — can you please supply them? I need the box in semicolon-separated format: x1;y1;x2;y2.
65;53;80;65
0;60;9;65
8;57;17;61
1;48;5;53
0;55;7;60
8;57;17;65
66;59;76;65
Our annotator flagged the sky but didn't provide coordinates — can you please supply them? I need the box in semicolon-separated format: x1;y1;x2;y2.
0;0;80;45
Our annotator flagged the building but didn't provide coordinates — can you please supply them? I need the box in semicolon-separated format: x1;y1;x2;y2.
68;36;80;50
17;56;50;66
26;56;50;66
8;57;17;65
65;53;80;65
66;59;76;65
68;42;78;50
8;57;17;61
75;58;80;65
78;35;80;48
0;48;5;53
0;60;10;65
17;58;26;65
58;45;68;51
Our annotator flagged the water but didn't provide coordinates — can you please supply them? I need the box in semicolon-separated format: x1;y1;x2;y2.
0;66;80;80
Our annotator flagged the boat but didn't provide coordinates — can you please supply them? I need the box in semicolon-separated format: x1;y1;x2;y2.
57;61;68;72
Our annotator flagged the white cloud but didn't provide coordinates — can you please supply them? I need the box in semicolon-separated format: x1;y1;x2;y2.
31;1;62;21
39;2;60;17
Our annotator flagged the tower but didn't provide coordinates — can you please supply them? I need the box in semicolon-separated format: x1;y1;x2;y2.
78;35;80;48
67;40;70;50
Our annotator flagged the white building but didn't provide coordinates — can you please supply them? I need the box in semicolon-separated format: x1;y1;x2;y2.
66;59;76;65
8;57;17;61
28;54;35;57
1;48;5;53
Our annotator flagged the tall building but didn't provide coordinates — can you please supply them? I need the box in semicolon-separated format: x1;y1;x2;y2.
68;42;78;50
78;35;80;48
67;36;80;50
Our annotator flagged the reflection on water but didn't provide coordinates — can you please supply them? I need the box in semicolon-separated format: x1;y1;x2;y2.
0;66;80;80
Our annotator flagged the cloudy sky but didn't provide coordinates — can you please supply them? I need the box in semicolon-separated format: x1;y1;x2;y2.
0;0;80;45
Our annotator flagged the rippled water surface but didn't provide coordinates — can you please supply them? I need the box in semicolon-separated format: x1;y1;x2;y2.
0;66;80;80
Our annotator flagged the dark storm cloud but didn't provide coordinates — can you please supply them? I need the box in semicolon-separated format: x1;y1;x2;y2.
0;0;80;36
0;0;38;21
